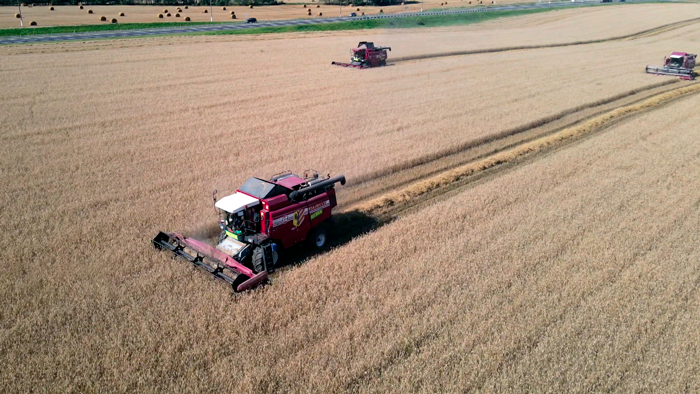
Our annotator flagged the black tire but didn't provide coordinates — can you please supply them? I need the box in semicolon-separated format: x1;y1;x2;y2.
308;227;328;250
380;60;386;67
252;247;265;273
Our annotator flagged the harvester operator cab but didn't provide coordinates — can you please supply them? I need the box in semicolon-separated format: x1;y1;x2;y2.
215;192;261;239
351;49;366;63
668;55;684;68
214;177;288;239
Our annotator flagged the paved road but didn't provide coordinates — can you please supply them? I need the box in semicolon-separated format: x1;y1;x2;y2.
0;0;650;45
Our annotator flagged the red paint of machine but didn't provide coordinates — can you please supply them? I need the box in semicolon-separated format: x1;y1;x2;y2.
646;52;697;80
152;171;345;292
332;41;391;69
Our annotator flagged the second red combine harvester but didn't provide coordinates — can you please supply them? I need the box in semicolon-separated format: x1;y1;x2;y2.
646;52;697;80
332;41;391;69
153;171;345;292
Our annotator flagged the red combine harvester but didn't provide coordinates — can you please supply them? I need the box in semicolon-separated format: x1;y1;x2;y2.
153;171;346;292
332;41;391;69
646;52;697;80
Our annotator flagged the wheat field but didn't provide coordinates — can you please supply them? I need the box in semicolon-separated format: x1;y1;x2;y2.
1;4;700;392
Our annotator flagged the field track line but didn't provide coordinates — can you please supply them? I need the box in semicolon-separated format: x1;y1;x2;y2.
271;80;700;273
392;16;700;63
339;79;680;207
344;81;700;218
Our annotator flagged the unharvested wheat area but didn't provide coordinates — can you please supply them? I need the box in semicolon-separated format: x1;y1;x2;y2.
1;3;700;392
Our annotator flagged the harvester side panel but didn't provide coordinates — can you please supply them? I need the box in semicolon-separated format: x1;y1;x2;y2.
269;201;312;249
307;190;335;228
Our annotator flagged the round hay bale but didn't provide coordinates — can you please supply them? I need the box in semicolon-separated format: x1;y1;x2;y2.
100;16;106;21
357;7;360;10
15;13;20;18
230;10;235;14
349;3;353;6
316;4;320;7
158;13;163;18
249;4;253;8
184;5;188;9
379;8;383;12
318;11;322;15
175;13;180;17
361;11;364;15
163;9;168;13
307;9;311;14
232;14;237;19
203;9;208;13
111;18;117;23
303;4;306;7
222;6;226;10
49;6;54;10
119;12;125;16
29;21;37;26
166;12;171;17
79;5;83;9
185;16;191;21
87;9;93;14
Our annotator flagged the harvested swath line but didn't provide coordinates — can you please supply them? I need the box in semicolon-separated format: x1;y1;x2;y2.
392;16;700;64
280;81;695;269
351;83;700;216
343;79;679;191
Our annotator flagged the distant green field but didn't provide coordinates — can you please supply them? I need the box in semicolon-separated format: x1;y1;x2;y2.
0;21;239;37
205;8;558;35
0;3;618;39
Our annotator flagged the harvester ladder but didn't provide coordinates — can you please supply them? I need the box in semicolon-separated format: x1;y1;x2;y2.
262;243;274;273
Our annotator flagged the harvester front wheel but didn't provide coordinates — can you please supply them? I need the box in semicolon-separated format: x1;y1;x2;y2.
252;244;279;273
308;228;327;250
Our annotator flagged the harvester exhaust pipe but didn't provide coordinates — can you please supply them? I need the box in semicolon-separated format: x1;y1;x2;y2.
289;175;346;201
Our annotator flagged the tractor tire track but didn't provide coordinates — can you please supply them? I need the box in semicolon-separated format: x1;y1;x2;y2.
391;16;700;64
337;79;680;208
276;81;700;272
348;81;700;222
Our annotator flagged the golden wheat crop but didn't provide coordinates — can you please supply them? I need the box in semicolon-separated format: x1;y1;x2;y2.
1;4;700;392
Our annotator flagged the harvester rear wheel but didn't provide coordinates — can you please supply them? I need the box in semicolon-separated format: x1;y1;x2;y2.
308;228;327;249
